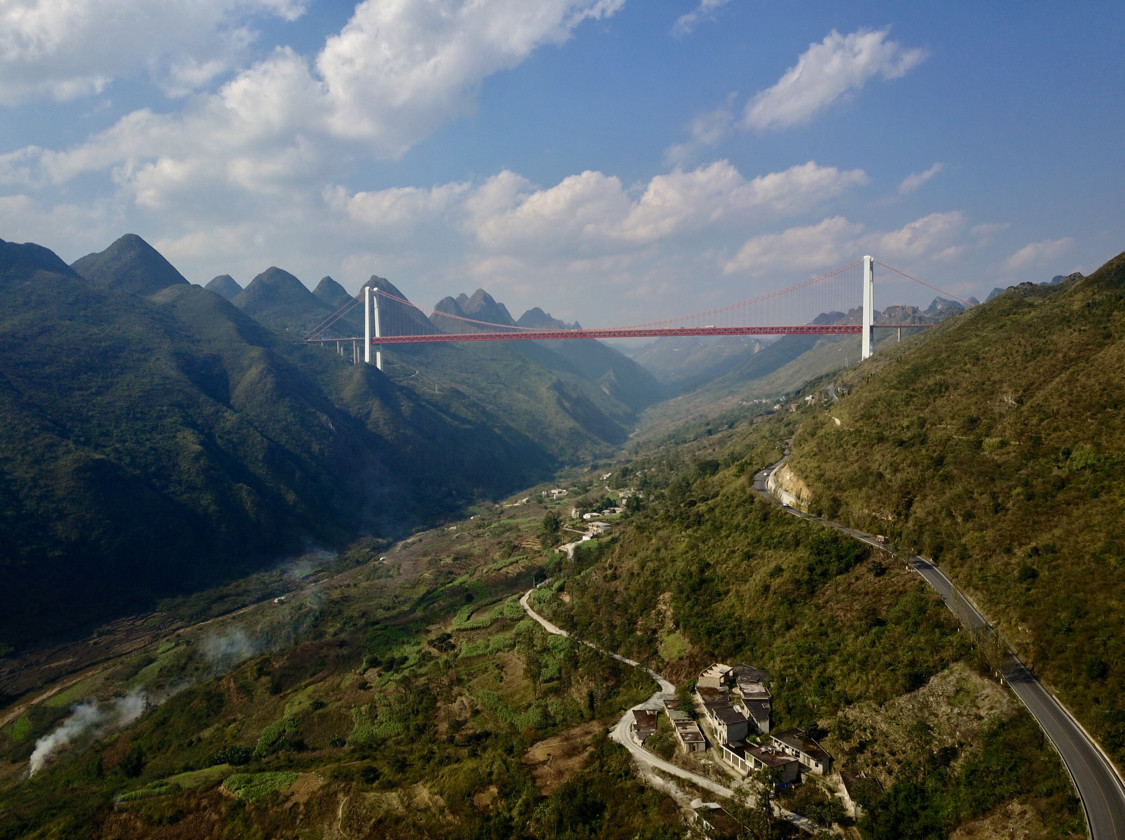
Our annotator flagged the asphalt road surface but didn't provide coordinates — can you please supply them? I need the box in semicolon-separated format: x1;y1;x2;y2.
753;457;1125;839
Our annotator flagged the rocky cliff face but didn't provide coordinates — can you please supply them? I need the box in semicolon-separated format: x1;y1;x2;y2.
767;462;812;509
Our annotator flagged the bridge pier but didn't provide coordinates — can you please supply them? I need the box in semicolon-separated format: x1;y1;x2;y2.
861;255;874;360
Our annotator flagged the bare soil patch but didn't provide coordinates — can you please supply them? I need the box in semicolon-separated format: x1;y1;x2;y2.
522;718;608;795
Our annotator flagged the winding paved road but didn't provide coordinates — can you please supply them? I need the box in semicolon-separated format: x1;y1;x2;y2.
753;456;1125;839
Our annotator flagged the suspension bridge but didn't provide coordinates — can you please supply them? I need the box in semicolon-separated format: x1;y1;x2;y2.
305;256;970;370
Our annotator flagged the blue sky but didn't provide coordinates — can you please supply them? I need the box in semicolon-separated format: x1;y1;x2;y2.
2;1;1123;326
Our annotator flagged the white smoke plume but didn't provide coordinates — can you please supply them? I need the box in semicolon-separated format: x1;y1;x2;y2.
28;688;147;776
201;626;258;673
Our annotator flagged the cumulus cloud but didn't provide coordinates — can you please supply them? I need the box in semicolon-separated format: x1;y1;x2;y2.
1003;237;1074;272
673;0;732;36
874;211;966;260
723;216;865;277
335;181;470;231
971;222;1010;242
0;0;307;104
468;169;633;256
744;27;928;132
7;0;628;221
898;162;944;195
316;0;625;154
461;160;867;256
0;193;117;257
722;210;977;282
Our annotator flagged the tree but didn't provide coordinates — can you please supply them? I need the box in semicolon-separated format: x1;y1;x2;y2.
541;510;561;546
726;767;783;840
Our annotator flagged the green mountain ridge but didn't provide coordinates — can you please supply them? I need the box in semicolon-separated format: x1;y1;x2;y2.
204;273;242;300
786;251;1125;759
0;238;83;287
0;233;678;648
71;233;189;296
0;237;574;646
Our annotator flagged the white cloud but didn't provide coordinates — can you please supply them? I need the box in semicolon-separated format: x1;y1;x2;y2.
898;162;944;195
459;160;866;256
743;27;928;132
673;0;732;36
0;0;307;104
723;216;864;276
874;211;966;260
1003;237;1074;272
333;181;472;253
970;222;1010;243
467;169;633;256
622;160;868;241
316;0;625;155
662;96;737;167
0;193;117;256
8;0;628;218
723;210;975;280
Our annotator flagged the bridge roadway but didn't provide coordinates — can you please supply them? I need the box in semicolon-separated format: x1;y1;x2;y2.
752;457;1125;839
310;323;928;345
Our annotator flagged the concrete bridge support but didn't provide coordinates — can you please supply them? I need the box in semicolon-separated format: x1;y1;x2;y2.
861;255;874;360
363;286;383;371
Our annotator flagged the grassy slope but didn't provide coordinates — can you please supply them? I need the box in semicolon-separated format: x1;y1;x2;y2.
788;251;1125;761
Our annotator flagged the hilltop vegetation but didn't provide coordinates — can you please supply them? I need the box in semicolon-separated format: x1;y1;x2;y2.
786;251;1125;762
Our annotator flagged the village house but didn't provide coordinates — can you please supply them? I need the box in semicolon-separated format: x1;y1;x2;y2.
696;663;772;736
582;508;622;520
696;685;750;744
692;803;741;839
630;709;658;744
664;697;706;754
770;728;833;775
696;662;731;690
674;719;706;753
732;671;771;734
719;741;801;786
708;703;750;745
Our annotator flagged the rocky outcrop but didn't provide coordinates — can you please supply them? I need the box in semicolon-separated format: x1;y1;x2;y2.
767;462;812;510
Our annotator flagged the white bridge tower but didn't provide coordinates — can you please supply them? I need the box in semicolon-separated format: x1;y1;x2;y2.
364;286;383;371
861;255;875;360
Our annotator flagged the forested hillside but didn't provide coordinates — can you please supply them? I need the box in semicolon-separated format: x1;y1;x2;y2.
785;251;1125;762
0;234;650;647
